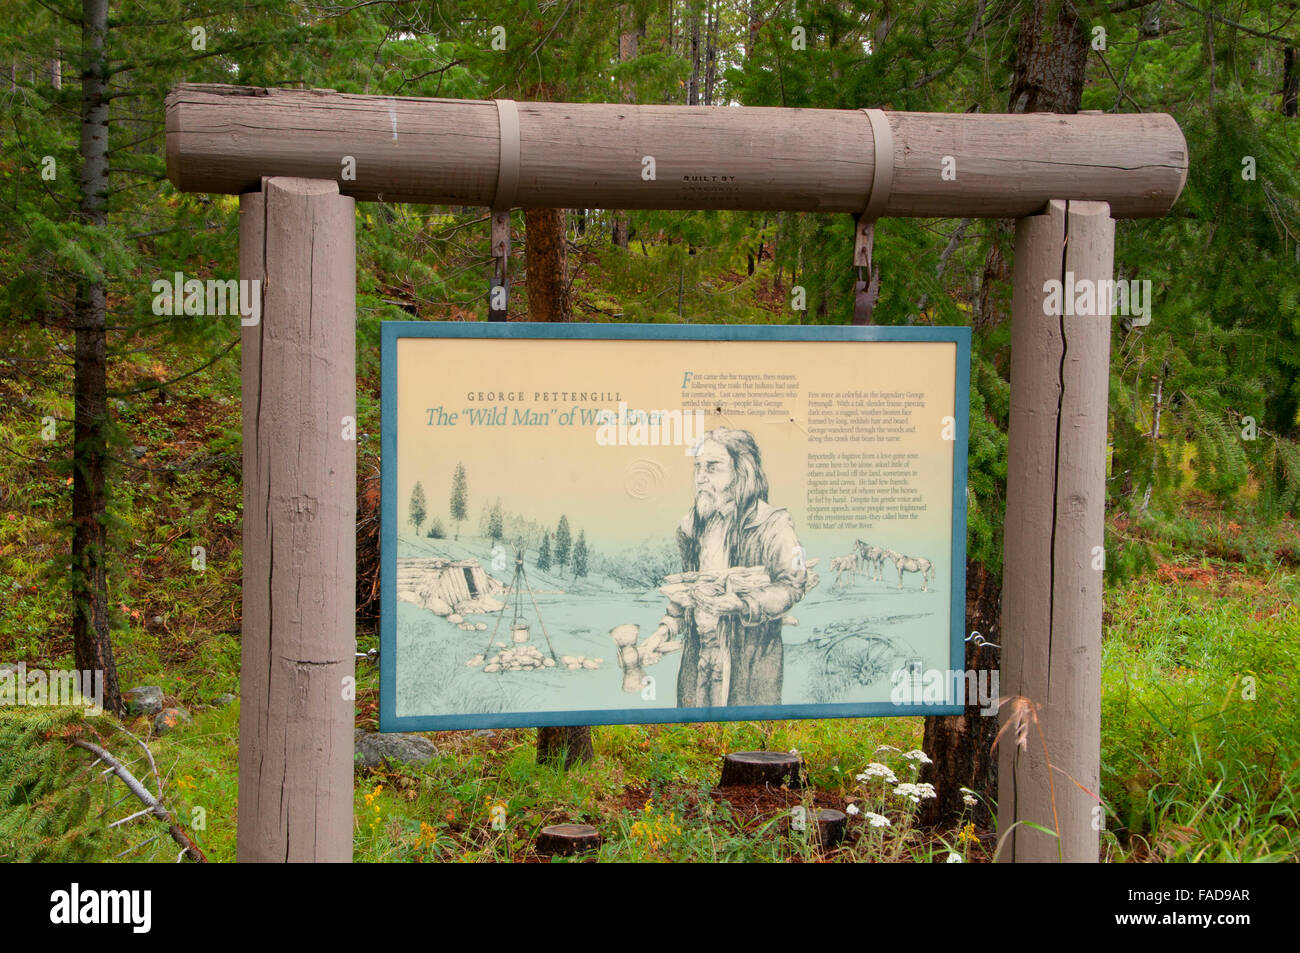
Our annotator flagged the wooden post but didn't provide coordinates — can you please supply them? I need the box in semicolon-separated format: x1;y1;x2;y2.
998;200;1113;863
238;177;356;862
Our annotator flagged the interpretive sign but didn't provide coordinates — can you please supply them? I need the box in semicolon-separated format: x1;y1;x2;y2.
380;323;970;730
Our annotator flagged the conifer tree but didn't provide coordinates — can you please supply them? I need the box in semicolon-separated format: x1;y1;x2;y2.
572;530;589;579
554;515;572;573
450;463;468;540
488;498;503;541
408;481;426;536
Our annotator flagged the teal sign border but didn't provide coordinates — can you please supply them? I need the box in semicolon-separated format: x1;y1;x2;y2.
380;322;971;730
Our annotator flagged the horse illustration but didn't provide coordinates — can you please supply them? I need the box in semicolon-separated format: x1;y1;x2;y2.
853;539;888;582
830;553;859;587
881;548;935;591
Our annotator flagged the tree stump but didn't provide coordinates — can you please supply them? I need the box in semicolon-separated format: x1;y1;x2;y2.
719;751;803;788
813;808;847;849
786;807;846;849
536;823;601;857
536;726;594;769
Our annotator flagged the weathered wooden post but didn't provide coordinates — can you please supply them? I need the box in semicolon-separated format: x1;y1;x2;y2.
237;177;356;862
999;200;1114;862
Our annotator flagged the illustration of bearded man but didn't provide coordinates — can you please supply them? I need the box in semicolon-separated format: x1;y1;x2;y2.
654;428;812;708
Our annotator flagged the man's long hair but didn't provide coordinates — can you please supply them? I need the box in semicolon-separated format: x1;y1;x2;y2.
682;429;769;570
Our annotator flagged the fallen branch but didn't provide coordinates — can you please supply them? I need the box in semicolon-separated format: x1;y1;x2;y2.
70;738;208;863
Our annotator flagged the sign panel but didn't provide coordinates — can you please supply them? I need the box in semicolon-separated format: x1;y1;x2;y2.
380;323;969;730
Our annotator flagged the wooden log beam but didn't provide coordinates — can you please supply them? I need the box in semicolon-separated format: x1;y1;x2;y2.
166;84;1186;219
238;177;356;863
998;199;1111;863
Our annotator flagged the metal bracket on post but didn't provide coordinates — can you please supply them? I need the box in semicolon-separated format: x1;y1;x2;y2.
852;214;879;326
489;99;520;321
490;209;510;320
854;108;895;325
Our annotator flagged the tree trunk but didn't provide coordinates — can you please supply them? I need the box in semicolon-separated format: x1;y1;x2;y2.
524;207;571;321
919;557;1000;829
974;0;1088;332
974;223;1008;333
618;10;640;102
613;6;640;249
923;0;1088;821
522;97;579;762
1284;47;1298;117
520;77;572;323
537;726;594;768
873;0;893;52
688;3;701;106
1008;0;1089;115
71;0;122;715
703;0;717;106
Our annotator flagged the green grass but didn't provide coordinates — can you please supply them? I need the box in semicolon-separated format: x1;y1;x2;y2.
1100;566;1300;861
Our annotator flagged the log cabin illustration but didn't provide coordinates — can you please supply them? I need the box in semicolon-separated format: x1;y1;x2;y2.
395;557;506;618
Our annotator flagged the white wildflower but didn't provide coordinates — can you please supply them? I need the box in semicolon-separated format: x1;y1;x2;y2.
902;749;933;765
962;794;978;807
893;782;922;803
946;852;963;863
865;812;892;828
855;762;898;784
915;782;937;800
845;803;861;816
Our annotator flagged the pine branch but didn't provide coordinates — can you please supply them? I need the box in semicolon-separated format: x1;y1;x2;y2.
108;36;288;77
105;339;238;397
1166;0;1300;46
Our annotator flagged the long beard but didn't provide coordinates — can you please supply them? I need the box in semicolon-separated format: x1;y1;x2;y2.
692;490;739;575
694;486;738;522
